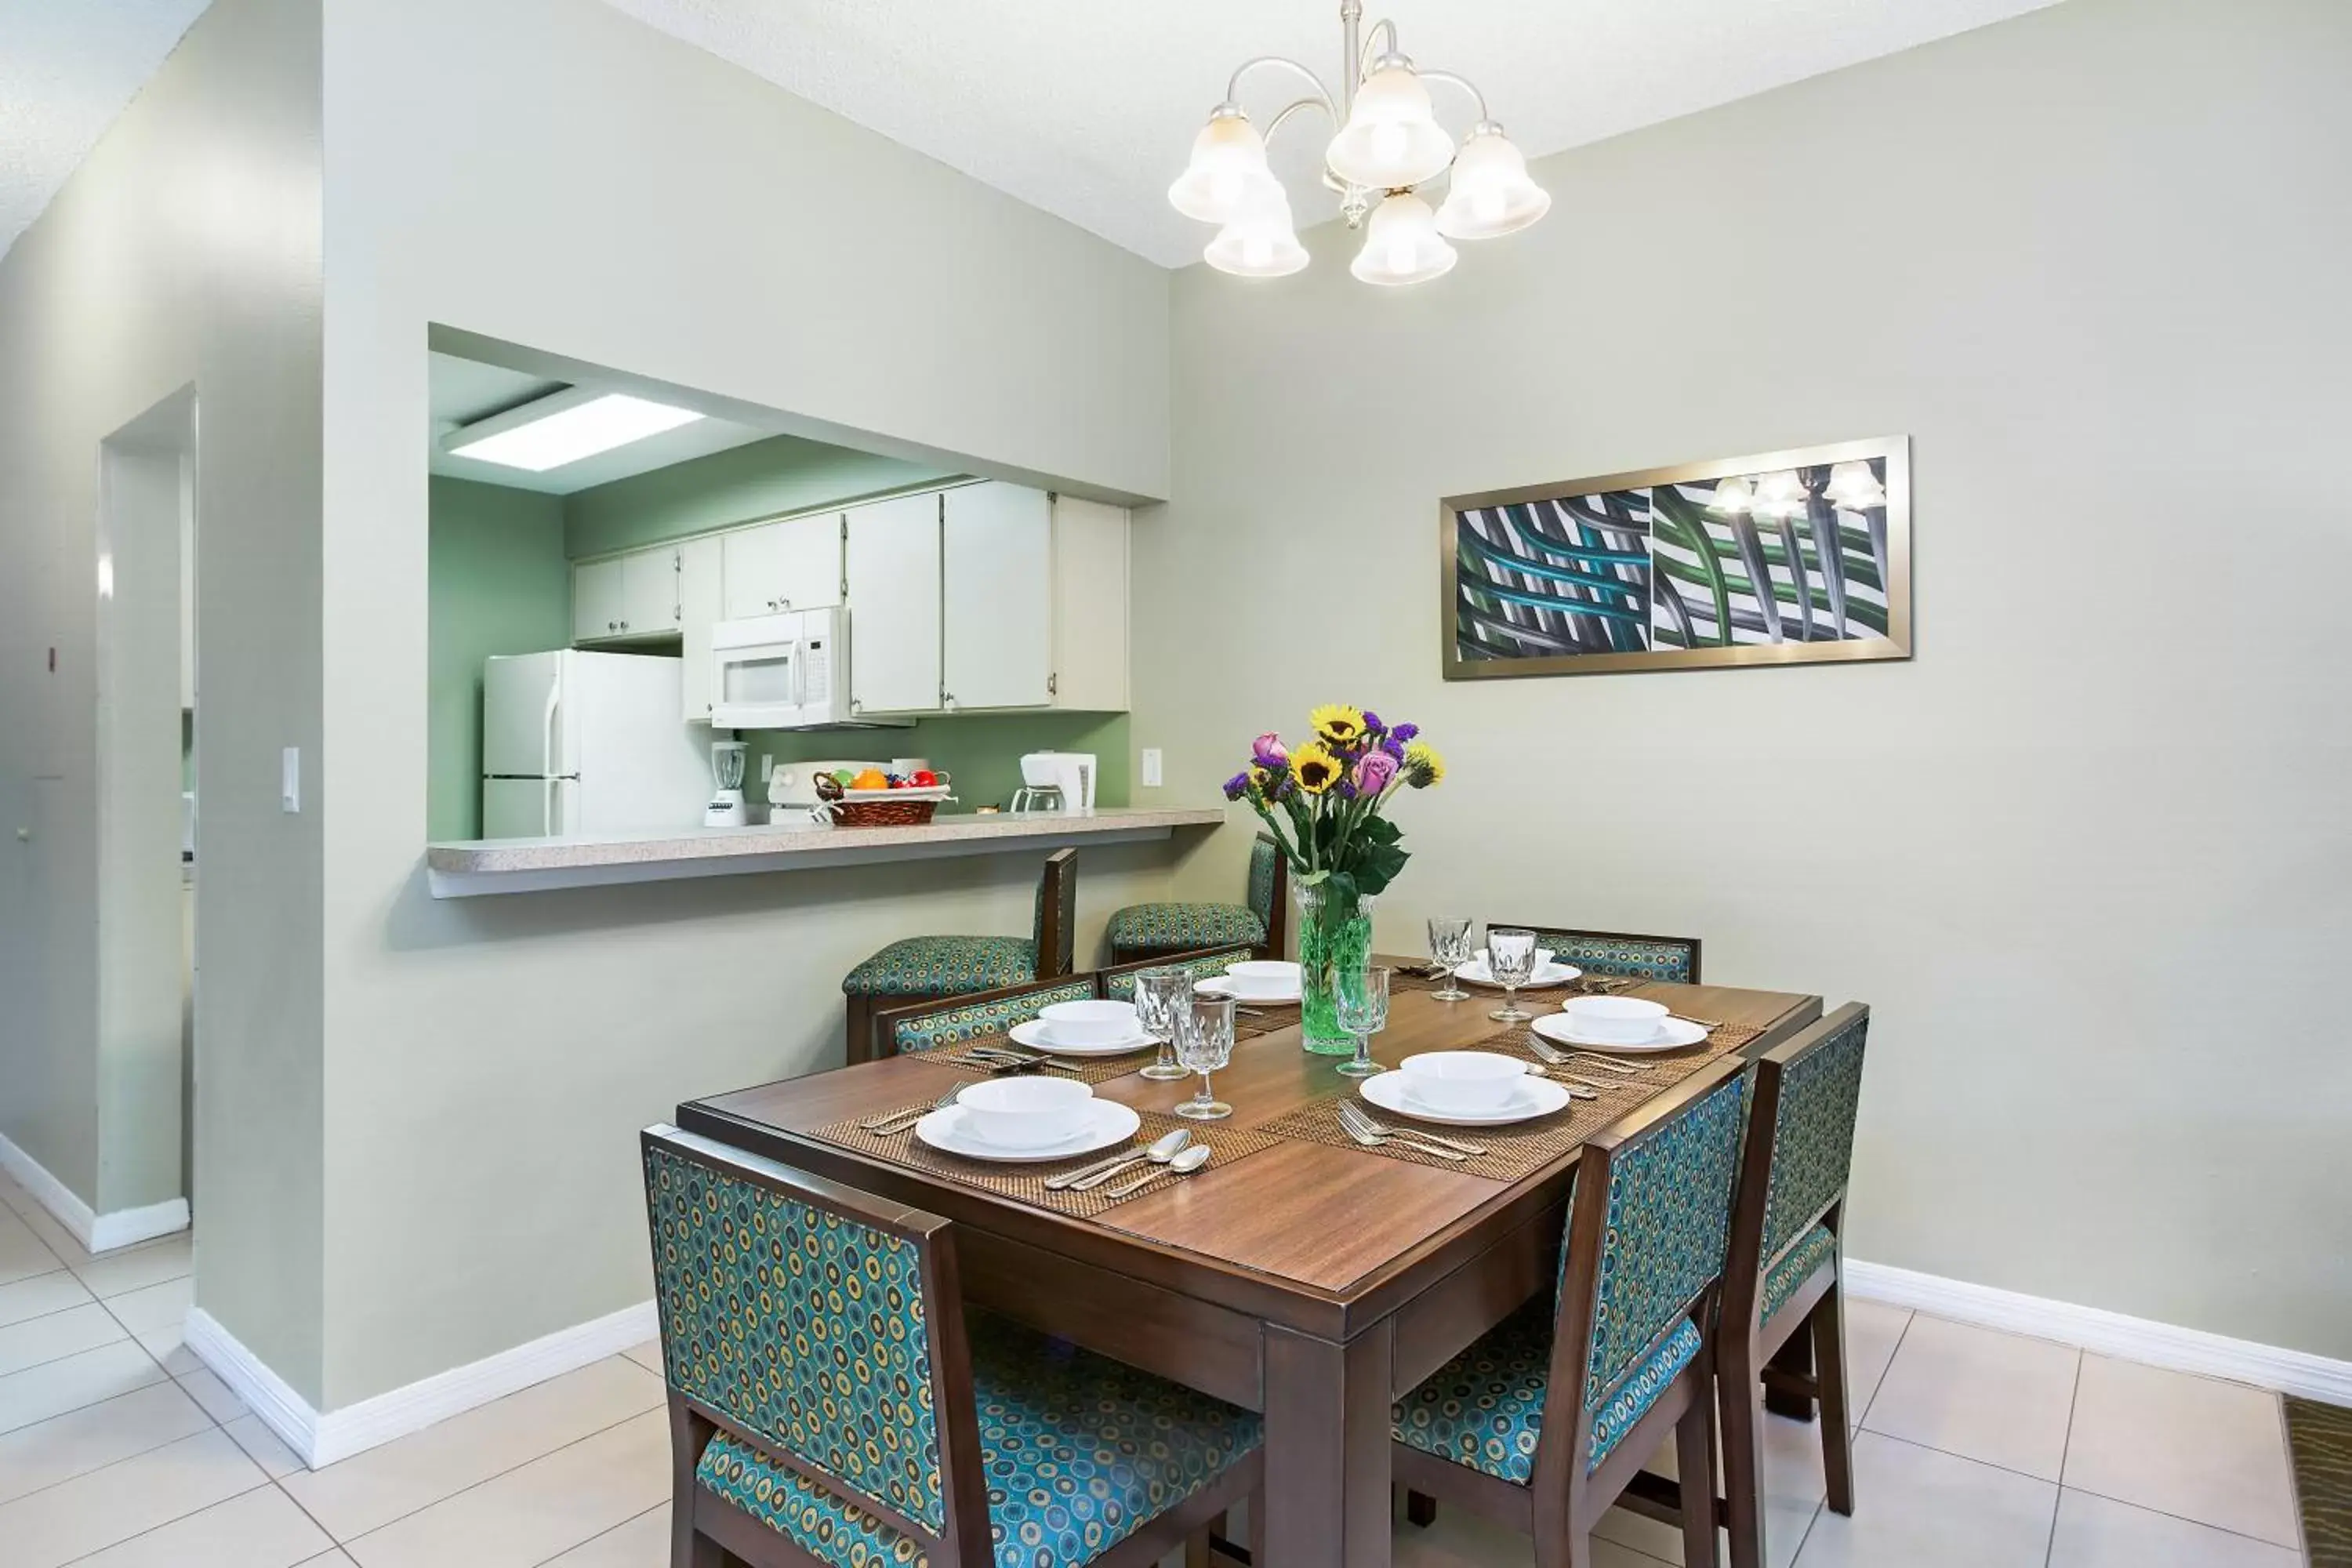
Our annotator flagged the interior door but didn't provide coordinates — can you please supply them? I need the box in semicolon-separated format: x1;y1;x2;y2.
844;492;942;714
620;548;679;636
572;558;625;642
942;482;1051;710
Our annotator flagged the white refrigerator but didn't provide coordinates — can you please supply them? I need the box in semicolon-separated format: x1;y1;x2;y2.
481;651;711;839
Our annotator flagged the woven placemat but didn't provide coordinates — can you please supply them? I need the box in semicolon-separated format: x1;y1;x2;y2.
1254;1017;1763;1182
926;1039;1166;1086
807;1105;1283;1219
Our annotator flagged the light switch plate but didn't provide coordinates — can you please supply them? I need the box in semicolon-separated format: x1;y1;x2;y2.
1140;748;1163;788
281;747;300;813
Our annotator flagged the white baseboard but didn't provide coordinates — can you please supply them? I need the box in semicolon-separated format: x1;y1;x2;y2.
186;1298;659;1470
0;1131;188;1255
1844;1258;2352;1406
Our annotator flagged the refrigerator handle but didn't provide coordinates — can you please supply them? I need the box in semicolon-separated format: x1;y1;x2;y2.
541;673;561;779
543;776;557;838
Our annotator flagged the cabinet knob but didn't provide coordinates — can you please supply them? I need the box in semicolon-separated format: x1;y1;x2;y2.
607;621;617;632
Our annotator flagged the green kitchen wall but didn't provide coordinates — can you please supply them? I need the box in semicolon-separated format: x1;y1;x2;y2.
739;711;1130;815
563;433;957;559
428;477;571;838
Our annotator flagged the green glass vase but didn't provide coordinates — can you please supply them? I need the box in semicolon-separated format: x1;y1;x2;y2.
1295;881;1377;1054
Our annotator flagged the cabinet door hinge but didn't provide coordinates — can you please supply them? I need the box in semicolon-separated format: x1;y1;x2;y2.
1047;672;1058;697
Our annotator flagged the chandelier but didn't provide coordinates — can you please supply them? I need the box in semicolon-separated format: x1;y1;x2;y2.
1169;0;1548;285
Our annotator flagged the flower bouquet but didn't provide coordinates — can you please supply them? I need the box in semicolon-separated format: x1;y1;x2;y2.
1224;706;1445;1052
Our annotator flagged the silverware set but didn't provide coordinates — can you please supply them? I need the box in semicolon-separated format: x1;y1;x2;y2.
1523;1038;1637;1094
1102;1143;1212;1197
942;1044;1077;1073
1335;1102;1486;1160
858;1087;964;1134
1044;1128;1191;1191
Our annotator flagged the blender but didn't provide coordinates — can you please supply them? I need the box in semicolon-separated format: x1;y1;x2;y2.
704;738;749;827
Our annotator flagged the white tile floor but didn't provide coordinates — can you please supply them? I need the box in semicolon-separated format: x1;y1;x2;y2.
0;1173;2307;1566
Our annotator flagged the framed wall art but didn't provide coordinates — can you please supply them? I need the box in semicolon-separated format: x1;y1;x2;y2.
1441;435;1911;679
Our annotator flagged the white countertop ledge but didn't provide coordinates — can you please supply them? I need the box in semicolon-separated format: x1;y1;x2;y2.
424;807;1228;898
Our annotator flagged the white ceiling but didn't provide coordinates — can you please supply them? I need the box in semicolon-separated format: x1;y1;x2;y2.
428;351;771;495
0;0;211;262
604;0;2063;267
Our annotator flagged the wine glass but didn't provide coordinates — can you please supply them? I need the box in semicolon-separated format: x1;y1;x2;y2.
1335;966;1392;1079
1133;969;1194;1081
1427;917;1472;1002
1174;995;1236;1120
1486;927;1539;1023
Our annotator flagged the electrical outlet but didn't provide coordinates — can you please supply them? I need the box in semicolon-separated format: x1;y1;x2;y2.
1140;748;1163;788
760;753;774;783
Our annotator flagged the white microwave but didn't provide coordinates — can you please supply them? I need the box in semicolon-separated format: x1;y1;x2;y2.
710;608;852;730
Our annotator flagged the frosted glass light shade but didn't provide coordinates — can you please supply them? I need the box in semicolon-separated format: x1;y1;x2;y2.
1350;192;1456;286
1169;111;1276;225
1325;63;1454;190
1751;470;1809;521
1205;187;1308;278
1823;460;1888;510
1435;128;1550;240
1708;474;1755;516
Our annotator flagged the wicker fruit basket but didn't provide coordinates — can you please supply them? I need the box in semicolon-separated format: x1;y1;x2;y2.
812;780;955;827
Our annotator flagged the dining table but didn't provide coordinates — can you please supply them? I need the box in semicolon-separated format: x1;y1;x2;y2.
676;959;1824;1568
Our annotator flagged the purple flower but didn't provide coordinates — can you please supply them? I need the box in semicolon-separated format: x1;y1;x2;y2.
1379;735;1406;763
1361;710;1385;735
1335;776;1359;800
1354;750;1399;795
1392;722;1419;742
1250;731;1289;769
1222;771;1251;801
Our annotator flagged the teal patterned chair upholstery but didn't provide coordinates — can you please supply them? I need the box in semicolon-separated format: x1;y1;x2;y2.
1507;924;1703;985
1716;1003;1870;1568
1097;945;1258;1003
881;976;1099;1058
1106;835;1287;964
1393;1061;1748;1568
844;848;1078;1063
641;1125;1265;1568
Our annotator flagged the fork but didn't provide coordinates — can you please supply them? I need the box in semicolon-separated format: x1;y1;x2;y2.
1336;1102;1482;1159
860;1087;963;1133
1526;1039;1639;1077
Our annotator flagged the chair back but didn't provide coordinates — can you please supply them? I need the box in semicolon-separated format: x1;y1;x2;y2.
639;1125;993;1566
1504;923;1702;984
1537;1058;1748;1486
880;974;1098;1056
1033;848;1078;978
1722;1003;1870;1327
1246;834;1290;956
1098;944;1258;1000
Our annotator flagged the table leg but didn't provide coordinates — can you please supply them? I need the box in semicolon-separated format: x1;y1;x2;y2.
1261;1320;1393;1568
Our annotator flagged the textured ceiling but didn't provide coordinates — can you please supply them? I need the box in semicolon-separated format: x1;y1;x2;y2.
0;0;212;262
604;0;2063;267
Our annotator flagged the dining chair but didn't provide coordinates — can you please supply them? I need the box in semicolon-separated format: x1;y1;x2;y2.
1715;1003;1870;1568
843;848;1077;1063
1393;1057;1749;1568
1097;943;1259;1001
1105;833;1287;964
1500;923;1703;985
641;1124;1265;1568
873;973;1101;1060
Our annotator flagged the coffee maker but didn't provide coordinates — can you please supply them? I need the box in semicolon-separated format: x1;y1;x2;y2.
1011;751;1096;814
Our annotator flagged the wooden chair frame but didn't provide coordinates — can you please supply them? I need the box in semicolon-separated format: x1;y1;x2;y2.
869;971;1098;1062
642;1125;1262;1568
1094;943;1259;1000
1394;1058;1747;1568
1494;923;1704;985
1714;1002;1869;1568
845;848;1078;1065
1110;834;1290;966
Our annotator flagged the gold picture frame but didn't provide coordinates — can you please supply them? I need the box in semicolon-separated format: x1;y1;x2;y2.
1440;435;1912;679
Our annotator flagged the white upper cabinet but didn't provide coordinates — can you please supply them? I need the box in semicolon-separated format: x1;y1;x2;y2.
621;548;680;637
1047;495;1131;712
722;514;842;620
844;492;944;716
572;557;626;643
677;535;723;724
942;482;1052;711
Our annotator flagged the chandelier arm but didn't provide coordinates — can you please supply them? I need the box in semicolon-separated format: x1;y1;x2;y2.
1223;56;1336;117
1356;17;1399;78
1264;96;1338;147
1417;68;1491;125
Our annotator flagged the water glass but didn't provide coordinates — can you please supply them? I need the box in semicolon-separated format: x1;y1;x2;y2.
1174;995;1236;1120
1133;969;1194;1081
1486;927;1539;1023
1427;916;1473;1002
1334;966;1392;1079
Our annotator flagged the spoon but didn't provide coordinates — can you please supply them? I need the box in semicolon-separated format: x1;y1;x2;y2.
1051;1128;1190;1191
1102;1143;1212;1199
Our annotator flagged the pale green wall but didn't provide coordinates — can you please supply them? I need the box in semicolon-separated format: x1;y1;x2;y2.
428;477;571;840
564;434;956;559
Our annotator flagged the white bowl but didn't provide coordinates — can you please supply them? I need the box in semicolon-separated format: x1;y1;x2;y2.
1560;996;1669;1044
955;1076;1095;1149
1225;960;1301;989
1037;998;1140;1046
1399;1051;1528;1114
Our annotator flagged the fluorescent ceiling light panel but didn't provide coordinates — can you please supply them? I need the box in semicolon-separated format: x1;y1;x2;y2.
448;393;704;471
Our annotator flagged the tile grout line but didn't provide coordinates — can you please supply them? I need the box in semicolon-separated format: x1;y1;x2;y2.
526;1499;666;1567
2042;1352;2083;1568
1851;1305;1914;1431
47;1478;280;1568
1786;1495;1824;1567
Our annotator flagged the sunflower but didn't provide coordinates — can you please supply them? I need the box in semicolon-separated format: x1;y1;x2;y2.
1290;742;1343;794
1308;703;1368;747
1403;740;1446;787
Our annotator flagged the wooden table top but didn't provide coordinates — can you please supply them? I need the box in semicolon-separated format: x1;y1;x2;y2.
684;970;1818;1338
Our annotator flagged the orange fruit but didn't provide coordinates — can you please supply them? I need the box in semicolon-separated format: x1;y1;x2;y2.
851;768;889;790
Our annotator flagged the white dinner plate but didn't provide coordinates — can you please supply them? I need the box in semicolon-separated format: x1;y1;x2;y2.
1530;1013;1710;1052
914;1100;1142;1163
1453;957;1582;989
1358;1069;1573;1127
1195;978;1301;1004
1007;1018;1156;1057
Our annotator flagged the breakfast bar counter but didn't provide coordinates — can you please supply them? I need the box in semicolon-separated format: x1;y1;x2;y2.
424;806;1227;897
